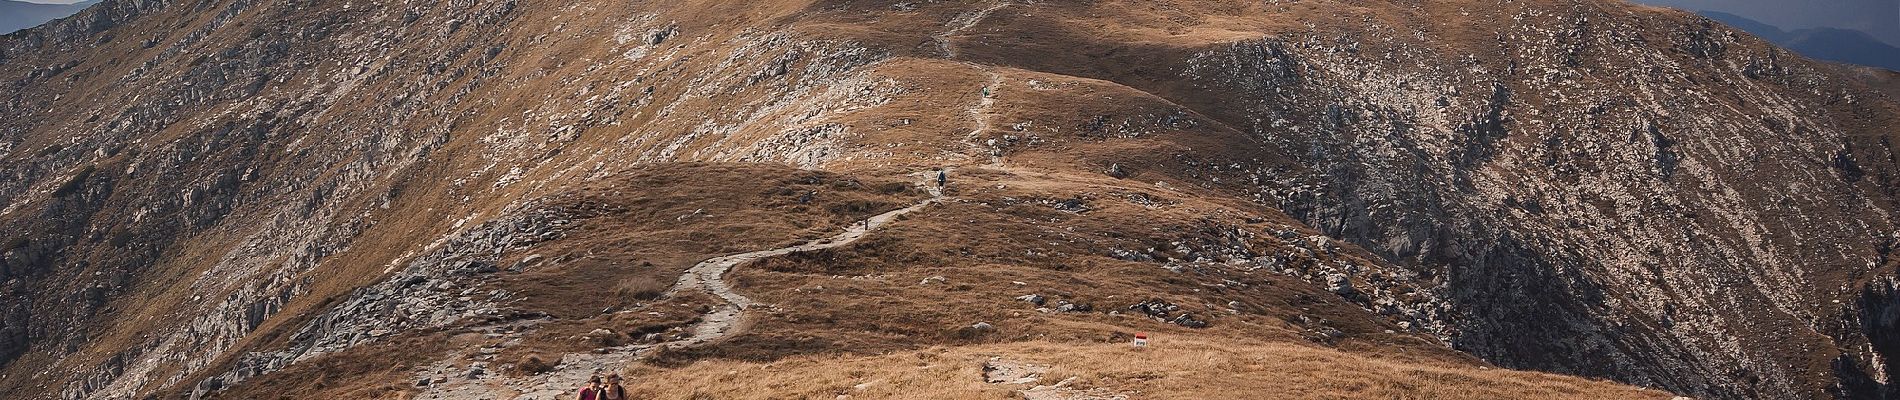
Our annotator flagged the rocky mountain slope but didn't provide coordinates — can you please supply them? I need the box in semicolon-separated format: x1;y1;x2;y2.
0;0;1897;399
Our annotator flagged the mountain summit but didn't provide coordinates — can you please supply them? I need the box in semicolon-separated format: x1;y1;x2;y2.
3;1;1900;399
0;0;96;35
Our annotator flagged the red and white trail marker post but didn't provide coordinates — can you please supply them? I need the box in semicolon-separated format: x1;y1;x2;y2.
1133;332;1149;347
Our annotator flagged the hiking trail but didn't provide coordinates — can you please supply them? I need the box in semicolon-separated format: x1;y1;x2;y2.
667;197;939;347
931;0;1014;166
933;1;1014;58
414;195;939;400
965;69;1004;164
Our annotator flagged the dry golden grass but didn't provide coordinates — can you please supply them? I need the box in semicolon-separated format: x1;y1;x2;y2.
608;165;1676;399
0;0;1805;397
189;163;928;398
616;336;1674;400
689;162;1454;362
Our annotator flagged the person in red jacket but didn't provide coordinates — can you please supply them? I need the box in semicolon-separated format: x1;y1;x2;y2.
576;376;604;400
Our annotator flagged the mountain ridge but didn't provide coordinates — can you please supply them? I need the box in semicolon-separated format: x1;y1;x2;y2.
0;0;96;35
1698;10;1900;71
2;0;1899;399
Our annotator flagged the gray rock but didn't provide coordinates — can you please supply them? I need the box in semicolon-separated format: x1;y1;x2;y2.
1323;274;1355;296
1052;301;1091;313
1128;299;1179;319
1015;294;1045;306
1170;314;1208;329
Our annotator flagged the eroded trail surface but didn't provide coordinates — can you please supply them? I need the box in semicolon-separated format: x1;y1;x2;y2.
965;69;1004;164
415;197;939;400
670;197;939;347
932;1;1014;57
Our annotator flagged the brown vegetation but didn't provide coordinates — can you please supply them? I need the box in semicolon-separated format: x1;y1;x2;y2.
7;0;1885;397
614;338;1672;400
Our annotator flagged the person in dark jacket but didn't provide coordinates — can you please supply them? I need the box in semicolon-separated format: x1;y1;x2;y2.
601;374;629;400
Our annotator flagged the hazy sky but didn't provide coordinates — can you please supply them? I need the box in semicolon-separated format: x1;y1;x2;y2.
1635;0;1900;45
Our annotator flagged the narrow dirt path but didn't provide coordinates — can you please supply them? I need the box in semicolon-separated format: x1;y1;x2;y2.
932;1;1014;58
415;196;939;400
963;69;1004;164
667;197;939;346
931;2;1016;166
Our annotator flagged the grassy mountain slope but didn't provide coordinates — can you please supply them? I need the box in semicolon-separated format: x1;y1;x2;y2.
0;0;1896;399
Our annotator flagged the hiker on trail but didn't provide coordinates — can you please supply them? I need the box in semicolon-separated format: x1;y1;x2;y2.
577;376;604;400
601;374;629;400
936;169;947;188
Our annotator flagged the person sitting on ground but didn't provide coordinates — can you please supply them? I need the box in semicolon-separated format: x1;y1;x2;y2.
576;376;604;400
601;374;629;400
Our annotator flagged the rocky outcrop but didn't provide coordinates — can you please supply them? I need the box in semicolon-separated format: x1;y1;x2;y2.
1149;8;1900;399
187;203;570;399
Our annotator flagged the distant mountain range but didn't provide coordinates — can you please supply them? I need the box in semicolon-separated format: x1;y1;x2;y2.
0;0;97;35
1701;11;1900;71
